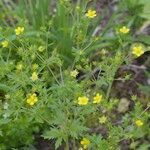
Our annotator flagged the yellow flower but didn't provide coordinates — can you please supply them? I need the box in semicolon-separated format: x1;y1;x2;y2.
132;45;144;57
15;26;24;35
80;138;90;149
31;72;38;81
70;69;79;78
93;93;102;104
1;40;9;48
78;96;89;105
135;120;143;127
26;93;38;106
99;115;107;124
85;9;97;19
119;26;130;34
16;63;23;70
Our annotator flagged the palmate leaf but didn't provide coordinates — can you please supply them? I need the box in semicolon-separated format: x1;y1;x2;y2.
43;128;63;149
0;83;10;92
69;120;88;139
97;140;110;150
55;137;63;149
43;128;60;140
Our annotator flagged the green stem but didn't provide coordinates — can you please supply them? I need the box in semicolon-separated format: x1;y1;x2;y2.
106;81;113;100
73;138;76;150
65;137;69;150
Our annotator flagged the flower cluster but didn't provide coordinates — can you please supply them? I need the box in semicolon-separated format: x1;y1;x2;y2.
0;1;148;149
77;93;103;105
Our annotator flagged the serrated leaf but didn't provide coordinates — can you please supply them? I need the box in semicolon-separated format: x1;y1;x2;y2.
55;137;63;149
69;120;88;139
137;35;150;45
139;0;150;20
0;83;10;92
43;128;64;149
43;128;60;140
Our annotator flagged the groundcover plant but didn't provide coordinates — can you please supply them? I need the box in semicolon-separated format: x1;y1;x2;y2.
0;0;150;149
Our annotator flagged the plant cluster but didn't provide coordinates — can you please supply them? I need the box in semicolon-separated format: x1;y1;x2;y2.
0;0;149;149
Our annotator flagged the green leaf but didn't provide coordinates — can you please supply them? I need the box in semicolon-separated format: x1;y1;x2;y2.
43;128;63;149
55;137;63;149
139;0;150;20
0;83;10;92
137;35;150;45
98;140;110;150
43;128;60;140
69;120;88;139
137;143;150;150
138;84;150;96
0;131;3;136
